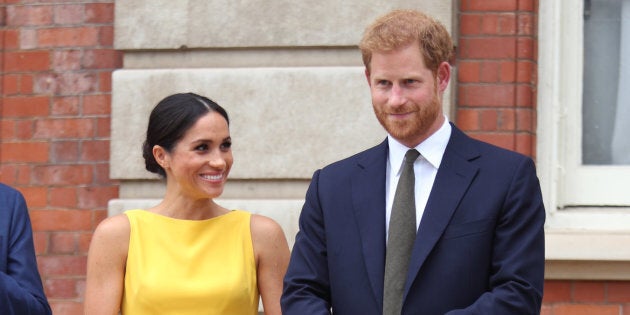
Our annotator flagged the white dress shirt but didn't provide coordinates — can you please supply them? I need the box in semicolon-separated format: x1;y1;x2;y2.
385;118;452;239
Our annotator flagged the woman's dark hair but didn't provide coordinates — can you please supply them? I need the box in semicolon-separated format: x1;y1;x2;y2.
142;92;229;178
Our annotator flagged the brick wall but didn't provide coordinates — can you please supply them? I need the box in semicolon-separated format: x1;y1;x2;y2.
1;0;629;314
457;0;630;314
0;1;121;314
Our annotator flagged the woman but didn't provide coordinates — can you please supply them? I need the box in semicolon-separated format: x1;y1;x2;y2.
85;93;290;314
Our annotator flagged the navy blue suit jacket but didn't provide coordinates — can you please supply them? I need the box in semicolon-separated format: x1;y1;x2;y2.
0;184;52;315
282;124;545;314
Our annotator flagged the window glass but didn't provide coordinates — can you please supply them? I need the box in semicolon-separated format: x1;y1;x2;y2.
582;0;630;164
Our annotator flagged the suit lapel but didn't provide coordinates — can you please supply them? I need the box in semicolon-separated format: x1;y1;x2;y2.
351;140;388;309
403;125;480;297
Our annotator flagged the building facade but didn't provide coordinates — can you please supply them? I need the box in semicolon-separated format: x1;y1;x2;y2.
1;0;629;314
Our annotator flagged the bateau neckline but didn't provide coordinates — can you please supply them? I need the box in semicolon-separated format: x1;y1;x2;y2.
130;209;238;222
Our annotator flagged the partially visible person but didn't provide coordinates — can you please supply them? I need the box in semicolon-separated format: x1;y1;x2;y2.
84;92;290;315
0;183;52;315
282;10;545;315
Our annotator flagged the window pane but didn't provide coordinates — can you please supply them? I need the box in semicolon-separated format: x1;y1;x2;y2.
582;0;630;165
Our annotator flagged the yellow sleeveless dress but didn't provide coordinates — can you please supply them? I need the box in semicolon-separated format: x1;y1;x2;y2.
122;209;259;315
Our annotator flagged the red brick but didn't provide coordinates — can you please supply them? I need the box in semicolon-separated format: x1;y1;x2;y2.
58;72;99;95
92;209;109;228
16;186;48;208
32;164;93;185
518;0;536;11
83;49;122;69
95;117;110;138
480;14;516;35
3;74;20;95
32;231;49;255
1;120;16;140
0;142;50;162
98;25;114;46
457;61;481;82
50;232;78;254
506;61;535;84
6;5;54;26
44;278;79;299
33;73;58;95
51;96;80;116
19;74;35;94
479;61;501;83
517;13;536;35
52;50;82;71
49;187;78;208
573;281;606;302
544;280;572;303
608;281;630;302
516;85;534;107
19;29;38;49
517;37;535;59
15;120;35;140
78;232;92;254
4;51;50;72
30;209;92;231
80;140;109;162
85;3;114;23
98;71;113;92
458;84;515;107
2;96;50;117
37;27;99;47
38;255;87;277
498;108;516;131
77;186;118;209
33;118;95;139
0;165;32;185
16;165;32;185
459;14;482;35
553;304;620;315
50;301;83;315
94;163;116;185
461;0;518;11
480;109;498;131
515;133;533;157
54;4;85;25
471;132;515;150
516;108;533;131
3;29;20;49
455;109;480;131
51;141;79;162
517;61;536;84
459;37;516;59
540;304;552;315
83;94;110;115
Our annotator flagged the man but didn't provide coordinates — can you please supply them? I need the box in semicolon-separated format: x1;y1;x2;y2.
0;183;52;314
282;9;545;315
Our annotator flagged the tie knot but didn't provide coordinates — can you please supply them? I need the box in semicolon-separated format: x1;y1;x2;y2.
404;149;420;164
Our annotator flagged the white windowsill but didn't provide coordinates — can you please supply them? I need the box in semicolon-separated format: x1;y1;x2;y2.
545;208;630;280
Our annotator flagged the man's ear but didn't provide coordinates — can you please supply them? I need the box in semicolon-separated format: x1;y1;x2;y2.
365;68;372;87
153;145;169;169
436;61;451;93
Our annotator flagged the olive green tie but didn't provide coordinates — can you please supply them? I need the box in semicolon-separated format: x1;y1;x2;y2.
383;149;420;315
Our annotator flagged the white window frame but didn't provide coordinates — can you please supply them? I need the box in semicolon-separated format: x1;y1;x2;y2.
538;0;630;277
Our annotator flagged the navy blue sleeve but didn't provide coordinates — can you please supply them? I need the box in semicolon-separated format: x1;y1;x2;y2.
0;185;52;315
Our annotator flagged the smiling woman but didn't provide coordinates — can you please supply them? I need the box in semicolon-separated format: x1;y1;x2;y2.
84;93;290;315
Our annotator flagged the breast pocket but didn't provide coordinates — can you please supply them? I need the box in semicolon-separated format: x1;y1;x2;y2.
441;218;495;240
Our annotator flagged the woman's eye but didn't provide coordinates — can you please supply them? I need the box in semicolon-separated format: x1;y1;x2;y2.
195;144;208;151
221;141;232;150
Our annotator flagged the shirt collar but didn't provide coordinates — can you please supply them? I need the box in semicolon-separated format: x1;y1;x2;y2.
387;116;452;175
